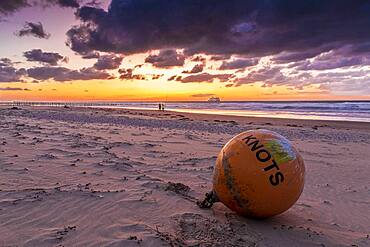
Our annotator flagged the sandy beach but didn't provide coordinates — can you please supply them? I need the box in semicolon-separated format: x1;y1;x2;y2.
0;106;369;247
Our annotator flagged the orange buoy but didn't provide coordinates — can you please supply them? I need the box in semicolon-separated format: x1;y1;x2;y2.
212;129;305;218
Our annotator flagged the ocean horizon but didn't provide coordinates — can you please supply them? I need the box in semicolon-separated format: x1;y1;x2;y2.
2;100;370;123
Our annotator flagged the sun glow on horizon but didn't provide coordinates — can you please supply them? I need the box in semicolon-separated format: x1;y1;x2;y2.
2;77;368;102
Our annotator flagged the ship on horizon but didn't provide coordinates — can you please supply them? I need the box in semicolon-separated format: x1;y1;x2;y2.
207;96;221;103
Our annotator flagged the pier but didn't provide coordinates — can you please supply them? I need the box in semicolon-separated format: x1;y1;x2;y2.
0;101;126;108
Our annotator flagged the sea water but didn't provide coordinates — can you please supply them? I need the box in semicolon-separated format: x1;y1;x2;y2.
93;101;370;122
2;101;370;122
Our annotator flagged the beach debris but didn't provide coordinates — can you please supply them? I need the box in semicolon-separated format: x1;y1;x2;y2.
201;129;305;218
127;235;137;240
37;153;57;160
165;182;190;195
56;225;77;240
287;124;302;127
143;143;156;148
197;191;219;208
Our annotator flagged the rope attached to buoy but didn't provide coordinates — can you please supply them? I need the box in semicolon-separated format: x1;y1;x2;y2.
197;191;219;209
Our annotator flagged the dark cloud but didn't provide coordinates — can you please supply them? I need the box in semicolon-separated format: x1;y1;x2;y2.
181;73;232;83
0;0;80;15
76;5;106;22
56;0;80;8
191;55;206;63
23;49;67;65
0;58;12;67
39;0;82;9
81;51;100;59
182;64;204;74
3;0;370;93
145;50;185;68
234;67;288;86
167;75;182;81
191;93;215;98
210;55;231;61
219;58;259;70
0;0;28;15
93;54;123;70
272;48;329;63
83;0;102;7
233;66;317;89
151;74;163;80
16;22;50;39
291;69;370;94
67;0;370;60
0;58;26;82
295;57;365;71
118;68;146;80
291;48;370;70
27;66;113;81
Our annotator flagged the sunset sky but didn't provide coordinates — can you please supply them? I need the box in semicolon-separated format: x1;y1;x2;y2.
1;0;370;101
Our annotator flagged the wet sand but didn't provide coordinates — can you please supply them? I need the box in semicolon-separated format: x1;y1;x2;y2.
0;106;369;246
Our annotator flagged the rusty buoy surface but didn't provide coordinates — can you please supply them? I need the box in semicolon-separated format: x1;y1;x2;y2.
213;129;305;218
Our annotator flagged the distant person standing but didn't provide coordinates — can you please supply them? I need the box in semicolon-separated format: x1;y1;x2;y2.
158;103;162;111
